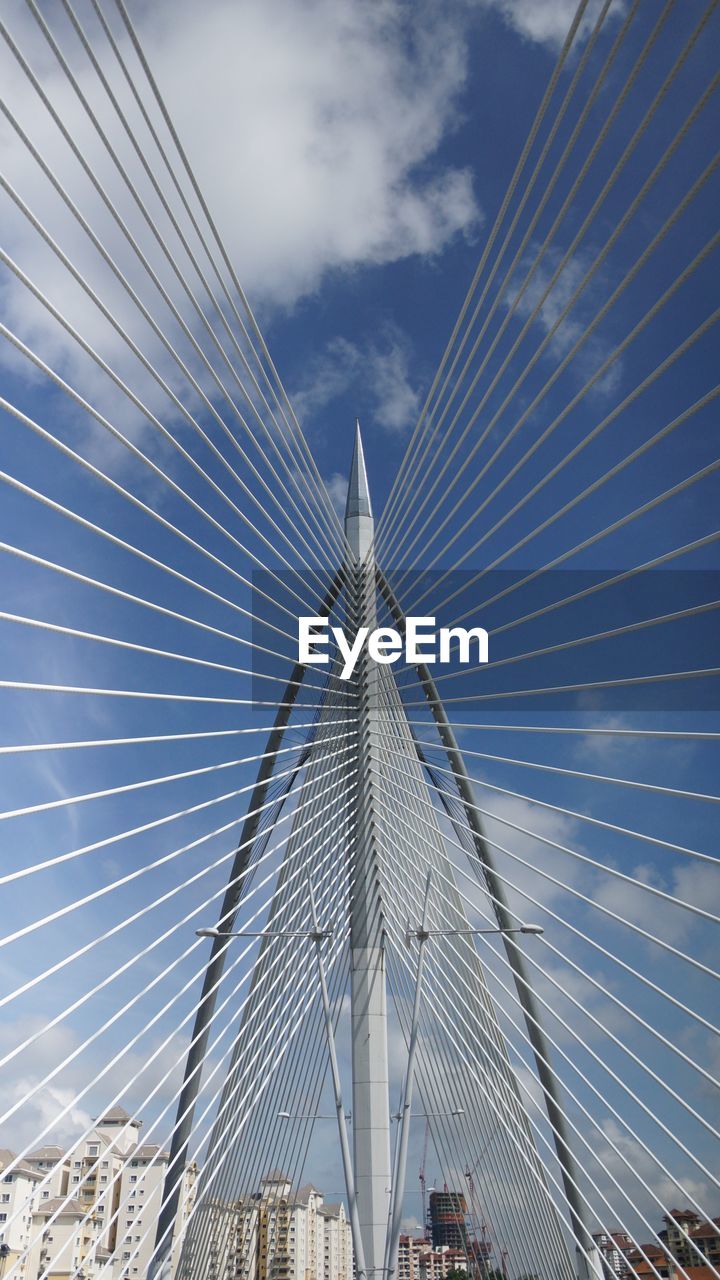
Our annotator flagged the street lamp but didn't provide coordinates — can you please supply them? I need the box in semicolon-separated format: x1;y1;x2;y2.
196;926;332;940
391;1109;465;1120
277;1111;351;1121
405;923;543;944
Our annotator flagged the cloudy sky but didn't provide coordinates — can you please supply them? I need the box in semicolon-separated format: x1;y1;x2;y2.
0;0;718;1270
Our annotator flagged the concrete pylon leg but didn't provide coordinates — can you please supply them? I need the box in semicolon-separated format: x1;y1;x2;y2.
346;423;391;1279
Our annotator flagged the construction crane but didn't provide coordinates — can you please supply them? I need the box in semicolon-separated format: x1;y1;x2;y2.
464;1166;494;1279
419;1118;430;1239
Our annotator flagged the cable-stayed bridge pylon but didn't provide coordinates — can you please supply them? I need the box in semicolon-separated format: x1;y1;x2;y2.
0;3;718;1280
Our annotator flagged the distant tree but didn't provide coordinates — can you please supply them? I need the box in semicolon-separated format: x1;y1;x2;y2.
446;1269;469;1280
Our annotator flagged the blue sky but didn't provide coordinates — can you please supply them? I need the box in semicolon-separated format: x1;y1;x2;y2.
0;0;718;1266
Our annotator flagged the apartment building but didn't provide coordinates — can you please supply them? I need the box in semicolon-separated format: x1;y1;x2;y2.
592;1231;634;1279
113;1143;197;1280
203;1173;354;1280
0;1149;43;1279
0;1110;196;1279
396;1235;468;1280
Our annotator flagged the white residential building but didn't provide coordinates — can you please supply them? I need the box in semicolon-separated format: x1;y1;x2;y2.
25;1196;108;1280
205;1173;354;1280
318;1201;353;1280
113;1143;197;1280
0;1110;196;1280
0;1148;43;1280
23;1149;70;1204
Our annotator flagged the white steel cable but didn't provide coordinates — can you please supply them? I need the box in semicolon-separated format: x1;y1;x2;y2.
379;822;720;1220
407;720;720;742
81;5;346;565
382;740;720;805
387;739;720;936
381;909;617;1280
382;23;717;565
379;861;716;1280
0;320;335;638
164;901;351;1275
417;383;720;627
0;68;337;594
0;814;352;1203
0;236;334;609
124;929;351;1280
380;0;700;559
109;0;348;553
0;723;349;756
0;740;354;887
374;688;720;1008
0;734;350;825
0;771;355;1023
383;949;561;1280
374;766;573;1276
0;527;342;661
380;832;720;1263
0;463;334;666
378;0;649;555
401;666;720;706
0;394;345;660
9;874;351;1280
403;727;718;866
400;352;719;626
0;799;351;1154
0;609;331;693
413;511;720;656
373;732;720;997
371;779;720;1109
175;943;350;1280
30;0;347;567
397;596;720;693
0;397;345;654
377;0;594;539
392;211;719;587
0;676;341;706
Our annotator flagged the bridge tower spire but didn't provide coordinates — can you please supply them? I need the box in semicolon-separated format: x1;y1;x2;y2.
345;421;391;1280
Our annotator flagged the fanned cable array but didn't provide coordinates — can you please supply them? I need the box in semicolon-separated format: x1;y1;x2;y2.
0;3;718;1280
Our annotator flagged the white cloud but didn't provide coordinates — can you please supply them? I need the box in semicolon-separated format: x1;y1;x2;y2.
477;0;621;48
1;0;479;425
593;858;720;947
504;242;624;396
293;326;420;434
324;472;348;516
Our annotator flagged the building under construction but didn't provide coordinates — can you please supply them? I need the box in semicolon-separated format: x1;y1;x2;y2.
429;1190;469;1252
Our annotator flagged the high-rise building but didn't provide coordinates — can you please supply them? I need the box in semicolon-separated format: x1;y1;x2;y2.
429;1190;468;1252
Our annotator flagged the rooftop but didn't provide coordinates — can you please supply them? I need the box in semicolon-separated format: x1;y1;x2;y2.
0;1149;42;1181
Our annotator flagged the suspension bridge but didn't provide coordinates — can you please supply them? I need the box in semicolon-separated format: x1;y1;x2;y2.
0;3;718;1280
